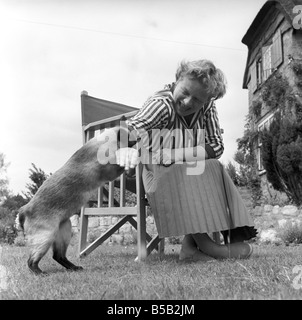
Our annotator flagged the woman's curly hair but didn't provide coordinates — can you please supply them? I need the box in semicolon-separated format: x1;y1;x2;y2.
175;59;227;100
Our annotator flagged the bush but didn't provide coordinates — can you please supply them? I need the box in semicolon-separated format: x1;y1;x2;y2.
232;150;262;207
262;113;302;206
233;125;263;207
252;100;262;119
0;222;17;244
13;234;26;247
0;206;18;244
259;71;302;206
225;162;240;186
261;72;288;110
277;221;302;245
168;236;182;245
1;194;28;211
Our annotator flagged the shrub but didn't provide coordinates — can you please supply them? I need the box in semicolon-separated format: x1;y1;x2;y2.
261;72;288;110
291;59;302;77
277;221;302;245
233;135;263;207
261;113;302;206
225;162;240;186
252;100;262;119
13;234;26;247
259;72;302;206
1;194;28;211
168;236;182;245
0;206;18;244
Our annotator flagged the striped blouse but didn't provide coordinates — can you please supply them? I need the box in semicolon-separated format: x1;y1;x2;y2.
127;84;224;159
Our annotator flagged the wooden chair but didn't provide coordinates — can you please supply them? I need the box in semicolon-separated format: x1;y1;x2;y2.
78;91;164;261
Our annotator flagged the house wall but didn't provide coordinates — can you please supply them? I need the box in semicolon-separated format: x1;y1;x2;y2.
247;23;302;119
245;8;302;203
246;13;292;121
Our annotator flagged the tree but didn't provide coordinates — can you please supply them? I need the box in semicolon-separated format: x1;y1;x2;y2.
0;152;9;202
23;163;50;200
233;66;302;207
257;67;302;206
225;161;240;186
1;194;28;211
261;112;302;206
232;122;262;206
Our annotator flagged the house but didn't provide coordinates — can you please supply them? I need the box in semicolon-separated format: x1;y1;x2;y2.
241;0;302;198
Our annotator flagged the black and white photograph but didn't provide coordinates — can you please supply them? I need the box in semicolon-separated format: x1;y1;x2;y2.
0;0;302;304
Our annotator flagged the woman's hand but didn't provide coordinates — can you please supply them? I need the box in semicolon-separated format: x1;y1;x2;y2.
115;147;139;170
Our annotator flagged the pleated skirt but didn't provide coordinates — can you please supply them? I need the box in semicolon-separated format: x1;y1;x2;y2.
142;159;255;238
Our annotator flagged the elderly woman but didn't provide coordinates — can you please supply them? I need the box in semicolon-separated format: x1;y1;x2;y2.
116;59;257;261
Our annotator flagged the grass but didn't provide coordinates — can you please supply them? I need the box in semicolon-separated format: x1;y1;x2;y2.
1;238;302;300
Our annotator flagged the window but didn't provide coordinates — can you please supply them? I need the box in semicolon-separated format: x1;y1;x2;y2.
250;29;283;92
257;114;274;172
271;29;283;69
256;58;262;86
262;44;273;81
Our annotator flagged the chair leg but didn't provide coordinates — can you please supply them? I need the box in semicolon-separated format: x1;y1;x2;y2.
136;212;147;261
78;207;89;257
159;238;165;256
136;163;147;261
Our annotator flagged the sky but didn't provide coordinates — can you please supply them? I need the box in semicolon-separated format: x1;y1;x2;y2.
0;0;267;195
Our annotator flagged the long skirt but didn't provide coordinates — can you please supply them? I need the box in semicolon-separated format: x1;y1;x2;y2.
142;159;257;240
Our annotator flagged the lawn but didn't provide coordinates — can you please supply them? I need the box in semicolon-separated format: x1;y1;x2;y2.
1;239;302;300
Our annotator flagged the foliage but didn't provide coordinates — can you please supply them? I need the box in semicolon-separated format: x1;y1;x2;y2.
13;234;26;246
232;126;262;206
0;152;9;201
261;112;302;206
0;153;18;244
289;59;302;120
23;163;50;200
225;161;240;186
251;100;262;119
0;206;17;244
235;69;302;207
277;221;302;245
259;71;302;206
167;236;182;245
291;59;302;77
261;72;288;110
1;194;28;211
0;163;49;244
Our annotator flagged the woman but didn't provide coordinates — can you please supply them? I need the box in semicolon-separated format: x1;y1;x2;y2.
116;59;257;261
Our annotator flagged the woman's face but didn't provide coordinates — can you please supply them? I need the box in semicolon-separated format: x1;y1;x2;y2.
173;76;212;117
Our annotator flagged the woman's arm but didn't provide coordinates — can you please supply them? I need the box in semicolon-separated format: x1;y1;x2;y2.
153;145;208;166
176;146;209;162
116;93;172;169
204;102;224;159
